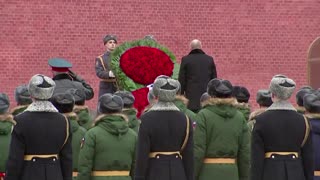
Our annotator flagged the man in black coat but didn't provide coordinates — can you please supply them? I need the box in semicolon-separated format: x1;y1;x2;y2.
5;74;72;180
178;39;217;112
95;34;118;97
251;74;314;180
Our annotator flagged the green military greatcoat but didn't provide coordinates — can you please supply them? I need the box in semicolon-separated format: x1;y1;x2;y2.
122;108;140;133
194;98;250;180
173;95;197;122
64;112;86;178
74;105;93;130
77;113;137;180
235;103;251;121
0;114;15;172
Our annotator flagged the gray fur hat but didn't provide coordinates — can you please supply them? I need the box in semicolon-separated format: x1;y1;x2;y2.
207;78;233;98
0;93;10;114
269;74;296;100
28;74;56;100
200;92;210;103
296;87;313;106
114;91;135;108
303;93;320;113
103;34;117;45
232;86;250;103
66;88;86;105
50;93;75;113
256;89;273;107
14;84;32;105
98;94;123;113
152;75;180;102
144;35;156;41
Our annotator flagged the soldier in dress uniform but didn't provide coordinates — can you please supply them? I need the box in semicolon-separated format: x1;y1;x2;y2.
77;94;137;180
51;92;87;179
247;89;273;131
135;75;194;180
11;84;32;116
194;78;250;180
95;34;118;97
233;85;251;121
296;86;313;114
5;74;72;180
303;94;320;180
49;58;94;100
67;89;93;130
114;90;140;133
0;93;15;180
251;75;314;180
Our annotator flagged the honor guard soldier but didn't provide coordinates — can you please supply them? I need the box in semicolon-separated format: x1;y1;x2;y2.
5;74;73;180
114;91;140;133
251;75;314;180
194;79;250;180
233;85;251;121
51;92;87;179
0;93;15;180
77;94;137;180
135;76;194;180
11;84;32;116
248;89;273;131
95;34;118;97
67;89;93;130
49;58;94;101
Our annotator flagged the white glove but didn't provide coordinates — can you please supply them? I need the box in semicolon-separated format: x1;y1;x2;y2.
109;71;115;78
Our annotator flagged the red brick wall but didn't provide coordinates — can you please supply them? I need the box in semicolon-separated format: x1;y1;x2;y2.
1;0;319;110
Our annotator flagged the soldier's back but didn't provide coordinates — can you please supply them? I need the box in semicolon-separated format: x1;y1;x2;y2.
15;111;68;153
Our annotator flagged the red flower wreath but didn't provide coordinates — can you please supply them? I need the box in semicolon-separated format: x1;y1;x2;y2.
110;39;177;117
120;46;174;85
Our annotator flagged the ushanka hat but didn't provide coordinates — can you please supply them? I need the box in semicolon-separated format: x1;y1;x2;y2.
207;78;233;98
98;94;123;113
50;92;75;113
0;93;10;114
152;75;180;102
15;84;32;105
114;91;135;108
66;88;86;105
303;93;320;113
296;87;313;106
269;74;296;100
232;86;250;103
256;89;273;107
200;92;210;103
103;34;117;45
28;74;55;100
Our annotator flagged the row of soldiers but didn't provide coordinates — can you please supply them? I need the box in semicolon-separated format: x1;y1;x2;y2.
0;74;319;180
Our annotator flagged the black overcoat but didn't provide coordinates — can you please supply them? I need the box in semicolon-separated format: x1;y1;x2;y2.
5;110;72;180
178;49;217;112
134;110;194;180
251;109;314;180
